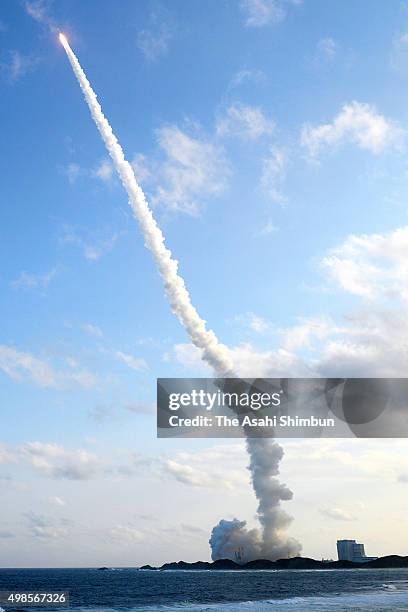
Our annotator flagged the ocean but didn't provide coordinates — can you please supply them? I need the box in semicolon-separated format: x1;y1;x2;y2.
0;568;408;611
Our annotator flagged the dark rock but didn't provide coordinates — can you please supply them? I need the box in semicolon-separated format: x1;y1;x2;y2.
275;557;325;570
138;554;408;571
366;555;408;568
212;559;241;570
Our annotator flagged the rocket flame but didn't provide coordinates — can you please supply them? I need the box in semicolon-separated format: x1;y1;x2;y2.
59;32;68;46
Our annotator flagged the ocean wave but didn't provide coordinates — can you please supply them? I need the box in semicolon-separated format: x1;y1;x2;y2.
27;579;408;612
59;585;408;612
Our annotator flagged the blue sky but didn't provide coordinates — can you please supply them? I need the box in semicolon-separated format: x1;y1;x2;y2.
1;0;408;567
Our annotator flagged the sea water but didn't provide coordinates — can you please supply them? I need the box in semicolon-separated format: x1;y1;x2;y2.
0;567;407;611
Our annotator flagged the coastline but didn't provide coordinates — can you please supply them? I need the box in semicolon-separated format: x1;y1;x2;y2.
139;554;408;571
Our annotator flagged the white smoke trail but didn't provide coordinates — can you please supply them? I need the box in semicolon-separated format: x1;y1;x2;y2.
60;34;300;561
59;34;232;377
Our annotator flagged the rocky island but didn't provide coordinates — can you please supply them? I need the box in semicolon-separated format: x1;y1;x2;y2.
139;555;408;571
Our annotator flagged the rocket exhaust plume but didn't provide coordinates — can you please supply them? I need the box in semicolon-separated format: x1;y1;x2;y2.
60;38;301;561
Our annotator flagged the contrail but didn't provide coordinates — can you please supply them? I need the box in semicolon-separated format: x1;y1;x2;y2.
59;33;300;561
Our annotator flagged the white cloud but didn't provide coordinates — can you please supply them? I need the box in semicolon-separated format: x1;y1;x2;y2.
137;9;172;61
231;68;266;87
0;346;59;387
240;0;300;27
131;153;151;183
1;51;38;82
230;342;311;376
249;313;271;333
48;496;66;507
244;313;332;349
25;0;49;22
391;32;408;73
216;103;275;140
280;316;332;352
115;351;148;372
88;404;115;423
173;241;408;378
0;345;98;389
68;369;99;389
154;446;249;490
282;439;408;482
138;29;170;61
109;524;144;542
0;440;249;490
180;523;207;535
24;511;69;539
261;145;287;203
0;441;140;482
166;216;408;382
63;160;114;185
159;458;229;488
125;402;155;415
259;220;279;236
60;225;120;261
64;162;81;184
234;307;408;378
320;507;355;521
82;323;104;338
316;37;337;61
153;125;230;215
24;0;56;31
11;267;58;291
301;101;404;156
0;444;15;465
22;442;104;480
321;226;408;302
316;309;408;377
92;159;114;183
237;309;408;379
